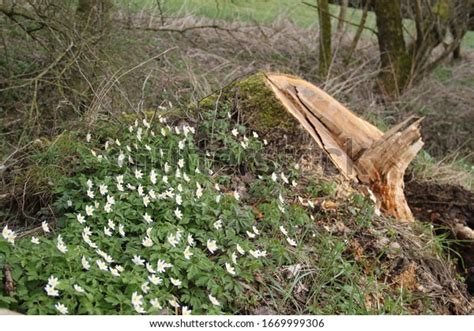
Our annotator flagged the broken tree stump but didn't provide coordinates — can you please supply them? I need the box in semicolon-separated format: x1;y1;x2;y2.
200;73;423;222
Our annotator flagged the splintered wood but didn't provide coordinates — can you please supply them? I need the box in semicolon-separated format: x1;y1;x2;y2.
264;73;423;222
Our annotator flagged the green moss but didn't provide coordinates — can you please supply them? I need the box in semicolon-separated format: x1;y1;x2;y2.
199;73;298;134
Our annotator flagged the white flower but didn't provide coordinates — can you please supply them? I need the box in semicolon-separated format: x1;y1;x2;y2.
45;284;59;297
216;195;221;203
132;255;145;266
143;213;153;224
66;200;72;207
107;219;116;229
74;284;85;293
2;225;16;245
146;262;156;274
76;213;86;224
178;158;185;168
249;249;267;258
183;172;190;182
178;139;185;150
225;262;236;276
81;256;90;270
118;152;125;168
252;226;260;235
307;200;315;208
280;173;289;184
104;202;113;213
156;259;172;273
107;195;115;205
142;236;153;247
214;183;220;191
56;235;67;254
292;180;298;187
175;194;182;205
271;172;278;182
167;233;179;247
31;236;40;244
162;175;168;184
143;196;150;207
286;237;297;247
150;169;157;185
279;226;288;236
85;205;94;217
134;168;143;179
42;221;50;233
137;185;144;196
209;294;220;306
236;244;245;255
195;185;203;199
164;162;170;173
48;275;60;288
86;133;91;142
150;298;162;310
246;231;256;239
96;259;108;271
87;189;95;199
231;128;238;136
134;304;146;314
110;267;121;277
177;184;183;192
207;239;218;254
131;292;143;307
99;184;108;196
148;189;156;199
168;297;180;308
182;306;192;315
187;234;195;246
141;282;150;294
55;302;68;315
240;141;248;149
104;227;112;236
212;219;223;230
263;139;268;145
233;191;240;200
174;208;183;220
183;246;193;260
170;278;182;287
148;275;162;285
231;252;238;264
118;224;125;237
278;193;285;204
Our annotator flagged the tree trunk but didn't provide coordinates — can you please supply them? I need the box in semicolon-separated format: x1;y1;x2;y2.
373;0;411;97
336;0;348;33
318;0;332;78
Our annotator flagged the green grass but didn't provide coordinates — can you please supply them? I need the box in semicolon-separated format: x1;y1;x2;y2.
124;0;474;49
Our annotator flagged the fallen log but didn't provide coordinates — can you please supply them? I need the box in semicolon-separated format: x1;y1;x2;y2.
200;73;423;222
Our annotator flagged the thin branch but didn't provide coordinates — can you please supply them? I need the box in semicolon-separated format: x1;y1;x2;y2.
302;1;377;35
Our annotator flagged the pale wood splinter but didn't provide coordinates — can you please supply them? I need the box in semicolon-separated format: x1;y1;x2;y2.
263;73;423;222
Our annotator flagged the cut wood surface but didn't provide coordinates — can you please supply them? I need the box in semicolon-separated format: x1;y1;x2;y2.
263;73;423;222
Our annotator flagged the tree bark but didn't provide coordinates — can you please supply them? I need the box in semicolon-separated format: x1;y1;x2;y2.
336;0;348;33
373;0;411;97
317;0;332;78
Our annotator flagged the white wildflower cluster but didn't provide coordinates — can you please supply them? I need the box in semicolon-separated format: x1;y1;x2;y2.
0;111;309;315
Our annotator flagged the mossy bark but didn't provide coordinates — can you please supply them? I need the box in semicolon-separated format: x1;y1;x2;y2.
374;0;411;97
318;0;332;78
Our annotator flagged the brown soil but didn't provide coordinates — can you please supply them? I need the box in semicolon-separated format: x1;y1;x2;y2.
405;175;474;294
